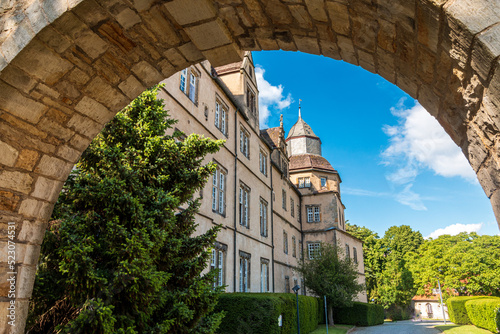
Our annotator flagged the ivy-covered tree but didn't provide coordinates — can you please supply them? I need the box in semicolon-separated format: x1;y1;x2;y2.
27;86;225;333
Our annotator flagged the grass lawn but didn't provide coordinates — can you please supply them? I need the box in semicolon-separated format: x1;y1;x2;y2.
309;324;354;334
435;324;493;333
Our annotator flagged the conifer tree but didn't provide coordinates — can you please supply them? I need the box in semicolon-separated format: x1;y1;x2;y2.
28;86;225;333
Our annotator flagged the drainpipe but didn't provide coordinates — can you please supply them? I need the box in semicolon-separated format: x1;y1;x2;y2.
270;159;275;292
233;108;238;292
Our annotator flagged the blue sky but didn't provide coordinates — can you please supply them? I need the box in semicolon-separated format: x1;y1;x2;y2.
252;50;499;238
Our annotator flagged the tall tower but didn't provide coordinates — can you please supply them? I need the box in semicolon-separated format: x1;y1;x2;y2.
286;109;346;231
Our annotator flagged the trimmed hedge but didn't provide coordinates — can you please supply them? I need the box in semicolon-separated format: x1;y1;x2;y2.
214;293;320;334
465;298;500;333
332;302;384;326
447;296;493;324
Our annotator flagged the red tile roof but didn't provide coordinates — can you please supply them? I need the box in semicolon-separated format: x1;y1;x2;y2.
289;154;336;172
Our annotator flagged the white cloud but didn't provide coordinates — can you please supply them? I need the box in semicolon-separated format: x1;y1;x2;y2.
380;100;477;211
255;66;293;128
342;187;389;197
426;223;483;239
382;101;476;182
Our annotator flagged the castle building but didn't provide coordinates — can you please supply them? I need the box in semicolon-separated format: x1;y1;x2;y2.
158;52;366;301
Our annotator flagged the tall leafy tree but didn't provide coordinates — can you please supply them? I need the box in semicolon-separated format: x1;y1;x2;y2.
409;233;500;298
28;86;225;333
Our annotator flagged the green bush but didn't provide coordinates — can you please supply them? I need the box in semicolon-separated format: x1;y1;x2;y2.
465;298;500;333
214;293;321;334
332;302;384;326
384;305;412;321
447;296;492;324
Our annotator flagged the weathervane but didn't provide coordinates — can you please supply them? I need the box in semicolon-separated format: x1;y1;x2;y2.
299;99;302;118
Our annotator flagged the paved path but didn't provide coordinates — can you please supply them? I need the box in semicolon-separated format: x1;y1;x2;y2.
350;320;443;334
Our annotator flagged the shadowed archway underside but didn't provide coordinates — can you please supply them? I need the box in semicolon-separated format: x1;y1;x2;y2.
0;0;499;332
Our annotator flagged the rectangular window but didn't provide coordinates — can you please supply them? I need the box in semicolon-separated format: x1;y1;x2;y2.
285;276;290;293
353;247;358;264
301;278;306;295
180;67;199;104
292;236;296;258
298;177;311;188
259;150;267;176
239;251;251;292
247;86;256;114
281;158;288;177
293;278;298;290
180;69;187;93
291;198;295;217
307;206;321;223
283;230;288;254
215;99;228;135
260;198;268;237
299;240;303;260
239;183;250;228
321;177;327;189
345;244;350;259
210;243;227;288
240;127;250;158
260;259;269;292
212;165;226;216
282;189;287;210
189;71;198;103
308;242;321;260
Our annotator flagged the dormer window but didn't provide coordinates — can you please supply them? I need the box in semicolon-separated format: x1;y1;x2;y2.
321;177;327;189
281;157;288;177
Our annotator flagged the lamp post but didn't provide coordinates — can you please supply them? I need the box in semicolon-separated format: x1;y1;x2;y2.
436;277;447;325
292;285;301;334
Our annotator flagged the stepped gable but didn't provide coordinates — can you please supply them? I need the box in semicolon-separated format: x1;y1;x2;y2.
289;154;336;172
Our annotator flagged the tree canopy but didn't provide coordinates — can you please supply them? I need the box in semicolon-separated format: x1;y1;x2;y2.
28;86;225;333
296;243;364;309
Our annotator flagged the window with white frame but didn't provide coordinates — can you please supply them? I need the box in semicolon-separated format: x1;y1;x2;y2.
260;198;268;237
210;242;227;288
282;189;287;210
247;86;256;114
215;99;228;135
353;247;358;264
212;165;227;216
291;198;294;217
345;244;350;259
260;258;269;292
239;183;250;228
259;149;267;176
239;251;251;292
298;177;311;188
240;126;250;158
292;236;296;258
283;230;288;254
180;67;199;104
307;205;321;223
321;177;327;189
308;242;321;260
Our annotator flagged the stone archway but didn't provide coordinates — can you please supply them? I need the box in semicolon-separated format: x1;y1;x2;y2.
0;0;498;332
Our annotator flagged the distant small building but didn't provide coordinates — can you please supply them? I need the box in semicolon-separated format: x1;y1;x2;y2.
412;295;449;320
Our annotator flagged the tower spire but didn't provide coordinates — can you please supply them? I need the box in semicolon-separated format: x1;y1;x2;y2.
299;99;302;119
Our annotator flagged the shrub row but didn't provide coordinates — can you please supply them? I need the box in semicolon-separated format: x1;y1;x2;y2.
332;302;385;326
214;293;320;334
447;296;493;325
465;298;500;333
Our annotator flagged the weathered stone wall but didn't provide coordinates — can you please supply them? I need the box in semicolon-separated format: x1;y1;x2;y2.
0;0;499;332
